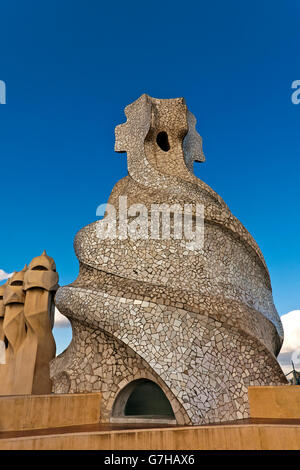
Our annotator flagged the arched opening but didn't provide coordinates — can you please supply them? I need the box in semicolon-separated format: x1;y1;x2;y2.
10;280;23;286
111;379;176;424
32;265;48;271
156;131;170;152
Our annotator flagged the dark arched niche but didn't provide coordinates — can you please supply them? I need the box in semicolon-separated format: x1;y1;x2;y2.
111;379;176;424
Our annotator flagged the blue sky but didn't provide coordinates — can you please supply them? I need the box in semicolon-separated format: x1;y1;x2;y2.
0;1;299;353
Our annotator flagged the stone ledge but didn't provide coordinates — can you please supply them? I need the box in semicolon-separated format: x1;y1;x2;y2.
0;392;101;431
1;420;300;450
249;385;300;419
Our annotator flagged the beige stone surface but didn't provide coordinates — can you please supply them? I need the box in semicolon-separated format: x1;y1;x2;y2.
1;386;300;450
0;392;101;431
249;385;300;419
51;94;287;425
1;421;300;450
0;282;8;364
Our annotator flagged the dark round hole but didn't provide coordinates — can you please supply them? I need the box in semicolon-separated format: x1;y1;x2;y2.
156;131;170;152
10;280;23;286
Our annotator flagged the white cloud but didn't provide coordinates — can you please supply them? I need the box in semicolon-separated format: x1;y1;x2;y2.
0;269;14;282
280;310;300;354
277;310;300;375
54;307;71;328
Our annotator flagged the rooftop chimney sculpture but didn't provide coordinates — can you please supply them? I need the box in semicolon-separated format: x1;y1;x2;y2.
0;252;58;395
51;94;286;425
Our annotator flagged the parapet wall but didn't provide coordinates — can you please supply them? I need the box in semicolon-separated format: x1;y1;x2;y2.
0;392;101;432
